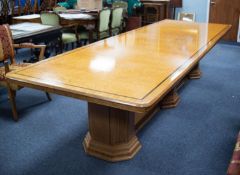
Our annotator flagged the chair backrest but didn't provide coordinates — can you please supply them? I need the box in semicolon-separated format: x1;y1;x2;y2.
178;12;196;22
53;6;67;13
33;0;39;14
112;1;128;16
98;8;111;32
23;0;32;15
0;0;10;23
40;0;57;11
40;0;48;11
0;25;15;63
15;0;22;16
9;0;15;16
40;12;60;26
112;1;128;11
111;7;123;29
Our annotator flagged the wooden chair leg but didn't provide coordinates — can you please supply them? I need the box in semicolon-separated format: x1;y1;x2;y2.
7;86;18;121
45;92;52;101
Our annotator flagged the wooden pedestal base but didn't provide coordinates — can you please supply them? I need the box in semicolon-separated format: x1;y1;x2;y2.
160;90;180;108
189;63;201;79
83;103;141;162
83;132;141;162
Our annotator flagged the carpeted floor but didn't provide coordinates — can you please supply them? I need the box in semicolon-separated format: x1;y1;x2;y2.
0;43;240;175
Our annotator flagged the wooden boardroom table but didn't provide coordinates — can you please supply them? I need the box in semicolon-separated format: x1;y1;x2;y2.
12;13;97;42
6;20;230;162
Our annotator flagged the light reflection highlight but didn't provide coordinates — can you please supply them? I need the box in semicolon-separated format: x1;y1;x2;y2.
90;56;116;72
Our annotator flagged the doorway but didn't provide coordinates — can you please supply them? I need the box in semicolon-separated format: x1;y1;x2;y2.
209;0;240;41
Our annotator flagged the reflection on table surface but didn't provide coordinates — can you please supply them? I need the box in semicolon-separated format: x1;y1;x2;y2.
12;13;96;20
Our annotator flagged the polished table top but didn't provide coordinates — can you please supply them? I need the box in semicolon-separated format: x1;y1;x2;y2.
12;14;41;20
12;13;96;21
10;22;62;41
7;20;230;112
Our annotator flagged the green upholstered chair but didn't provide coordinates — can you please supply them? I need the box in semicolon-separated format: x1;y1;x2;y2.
96;8;111;40
110;7;124;36
40;12;78;48
112;1;128;32
78;8;111;42
53;6;67;13
40;12;60;26
112;1;128;15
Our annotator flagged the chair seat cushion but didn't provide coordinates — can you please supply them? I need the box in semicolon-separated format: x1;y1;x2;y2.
78;31;110;40
62;33;77;44
78;32;89;40
227;132;240;175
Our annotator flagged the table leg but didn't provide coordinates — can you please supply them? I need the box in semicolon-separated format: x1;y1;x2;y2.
83;103;142;162
189;63;202;79
160;88;180;109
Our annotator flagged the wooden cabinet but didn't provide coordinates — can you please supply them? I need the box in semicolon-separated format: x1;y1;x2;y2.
142;2;166;24
141;0;170;25
140;0;182;24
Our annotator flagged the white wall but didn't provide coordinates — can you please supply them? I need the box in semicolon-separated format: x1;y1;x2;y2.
176;0;210;22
